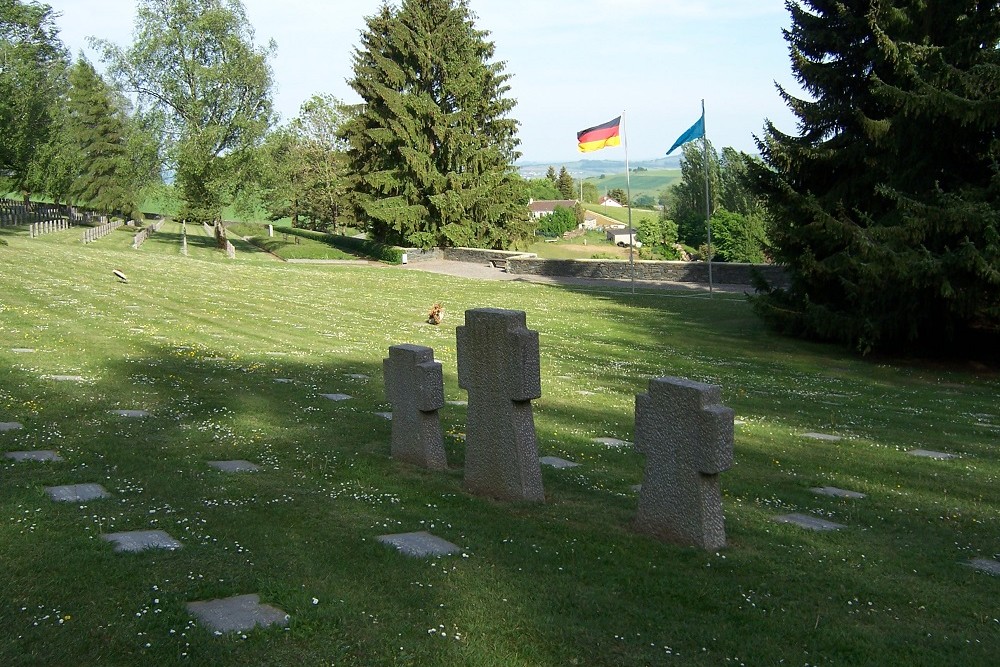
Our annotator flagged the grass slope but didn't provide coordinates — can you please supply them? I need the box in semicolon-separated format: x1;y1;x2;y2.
584;169;681;201
0;224;997;666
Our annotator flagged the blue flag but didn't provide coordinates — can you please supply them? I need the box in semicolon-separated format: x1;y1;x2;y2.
666;113;705;155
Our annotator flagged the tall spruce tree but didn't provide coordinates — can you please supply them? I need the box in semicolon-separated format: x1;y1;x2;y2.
65;59;150;217
341;0;532;249
557;166;575;199
747;0;1000;352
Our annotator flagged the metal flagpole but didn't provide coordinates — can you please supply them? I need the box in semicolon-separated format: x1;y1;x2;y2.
702;99;713;295
623;110;635;295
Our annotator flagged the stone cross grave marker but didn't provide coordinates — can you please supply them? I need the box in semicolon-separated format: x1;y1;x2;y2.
383;344;446;470
457;308;544;502
634;377;734;550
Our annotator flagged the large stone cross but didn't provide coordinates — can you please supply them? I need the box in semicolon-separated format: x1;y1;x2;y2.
457;308;544;502
634;377;734;550
383;344;446;470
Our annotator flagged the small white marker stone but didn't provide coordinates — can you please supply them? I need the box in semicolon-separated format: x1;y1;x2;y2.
186;594;290;633
5;450;62;462
346;374;370;380
0;422;23;432
11;348;36;353
274;378;293;384
45;483;111;502
773;513;845;531
111;410;150;418
320;393;352;402
810;487;866;499
966;558;1000;576
208;460;260;473
592;437;630;448
801;432;842;442
908;449;957;460
540;456;580;469
377;531;461;558
102;530;182;552
374;412;393;421
446;400;467;407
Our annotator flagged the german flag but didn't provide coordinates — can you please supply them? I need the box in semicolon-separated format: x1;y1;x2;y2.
577;116;621;153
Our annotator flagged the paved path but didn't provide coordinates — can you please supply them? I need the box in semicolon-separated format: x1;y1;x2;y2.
394;259;748;294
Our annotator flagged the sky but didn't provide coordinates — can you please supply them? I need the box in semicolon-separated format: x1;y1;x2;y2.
50;0;804;165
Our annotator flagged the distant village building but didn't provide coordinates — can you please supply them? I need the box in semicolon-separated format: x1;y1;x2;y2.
579;216;599;231
607;229;641;247
528;199;579;219
598;196;623;208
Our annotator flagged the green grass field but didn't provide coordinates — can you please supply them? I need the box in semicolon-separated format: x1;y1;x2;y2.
583;203;660;228
584;168;681;201
0;223;997;666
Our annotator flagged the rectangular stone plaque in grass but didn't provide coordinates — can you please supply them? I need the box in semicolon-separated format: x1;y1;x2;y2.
274;378;293;384
5;450;63;462
320;393;352;402
908;449;957;460
540;456;580;469
45;483;110;502
111;410;150;418
374;412;393;421
592;437;631;448
801;432;842;442
773;513;845;531
377;531;461;558
810;487;866;499
966;558;1000;576
102;530;182;552
0;422;23;432
345;374;370;380
208;460;260;473
187;594;289;634
11;348;35;353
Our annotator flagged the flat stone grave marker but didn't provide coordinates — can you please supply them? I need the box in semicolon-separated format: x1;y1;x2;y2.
377;531;461;558
187;594;289;634
111;409;150;418
5;450;63;462
374;412;393;420
46;375;85;382
908;449;957;460
801;432;842;442
208;460;260;473
577;390;596;396
773;513;845;531
11;348;36;353
592;437;630;448
630;484;642;493
810;487;866;499
274;378;293;384
446;400;467;407
0;422;23;432
45;483;110;502
346;373;370;380
320;393;352;402
102;530;182;552
966;558;1000;576
540;456;580;469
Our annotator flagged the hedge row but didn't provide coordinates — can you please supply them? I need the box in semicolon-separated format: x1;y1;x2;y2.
271;226;404;264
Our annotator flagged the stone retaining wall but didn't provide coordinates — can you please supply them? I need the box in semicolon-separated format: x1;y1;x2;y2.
507;257;789;287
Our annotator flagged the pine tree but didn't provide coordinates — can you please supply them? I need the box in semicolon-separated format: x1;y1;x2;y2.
747;0;1000;352
341;0;532;249
556;166;575;199
65;60;142;217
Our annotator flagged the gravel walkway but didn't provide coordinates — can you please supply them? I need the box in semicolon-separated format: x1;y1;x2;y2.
394;259;748;294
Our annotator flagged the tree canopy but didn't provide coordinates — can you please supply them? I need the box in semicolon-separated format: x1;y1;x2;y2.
0;0;68;194
747;0;1000;353
98;0;275;223
340;0;532;249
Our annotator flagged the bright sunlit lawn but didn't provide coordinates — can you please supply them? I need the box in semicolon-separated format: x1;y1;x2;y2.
0;223;997;666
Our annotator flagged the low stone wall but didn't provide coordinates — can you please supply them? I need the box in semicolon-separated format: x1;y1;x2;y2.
443;247;537;264
506;257;789;288
400;248;444;263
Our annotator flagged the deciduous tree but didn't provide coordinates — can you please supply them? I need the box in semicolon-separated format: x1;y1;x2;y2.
98;0;275;223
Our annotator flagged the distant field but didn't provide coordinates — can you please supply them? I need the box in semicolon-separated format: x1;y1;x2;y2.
583;168;680;201
583;204;660;227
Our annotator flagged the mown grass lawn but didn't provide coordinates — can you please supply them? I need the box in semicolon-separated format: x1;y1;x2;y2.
0;223;997;666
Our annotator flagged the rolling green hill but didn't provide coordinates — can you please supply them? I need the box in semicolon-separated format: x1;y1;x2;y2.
584;168;681;202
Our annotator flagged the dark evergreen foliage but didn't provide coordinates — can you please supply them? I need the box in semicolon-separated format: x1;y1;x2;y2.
748;0;1000;352
341;0;532;249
